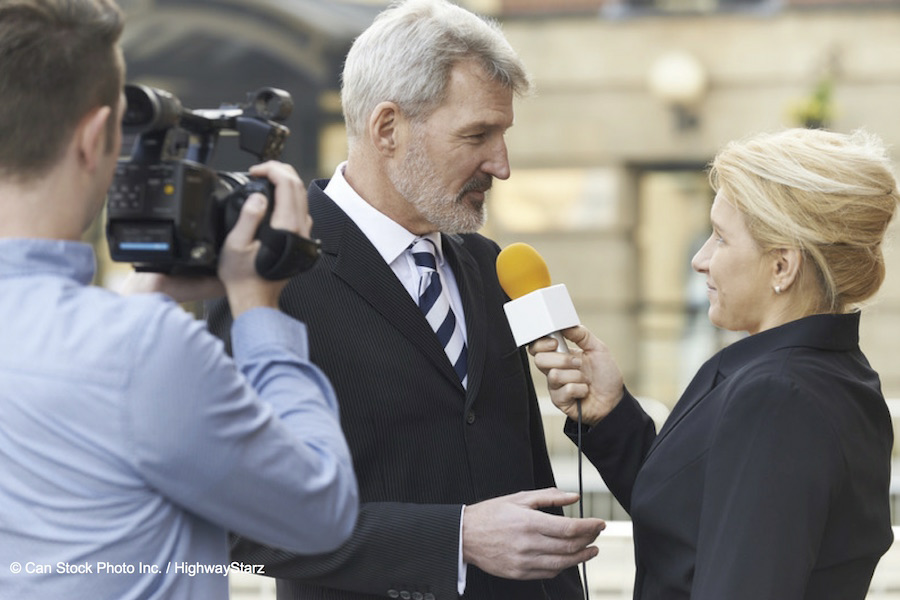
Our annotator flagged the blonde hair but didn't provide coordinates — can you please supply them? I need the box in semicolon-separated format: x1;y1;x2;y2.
710;128;900;313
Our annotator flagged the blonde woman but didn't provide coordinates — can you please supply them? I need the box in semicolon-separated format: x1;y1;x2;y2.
531;128;898;600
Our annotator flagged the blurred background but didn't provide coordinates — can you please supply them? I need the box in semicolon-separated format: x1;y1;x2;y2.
99;0;900;597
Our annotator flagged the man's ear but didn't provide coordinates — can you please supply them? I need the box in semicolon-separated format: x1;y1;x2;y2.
75;105;112;172
772;247;803;293
367;101;404;157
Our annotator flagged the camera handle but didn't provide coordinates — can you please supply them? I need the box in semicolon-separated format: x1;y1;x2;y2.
223;179;321;280
254;223;321;281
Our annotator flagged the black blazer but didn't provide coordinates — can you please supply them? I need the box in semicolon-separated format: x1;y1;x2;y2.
207;180;583;600
574;312;894;600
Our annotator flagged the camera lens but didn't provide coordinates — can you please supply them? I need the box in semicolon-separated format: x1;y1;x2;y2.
122;84;182;133
252;87;293;121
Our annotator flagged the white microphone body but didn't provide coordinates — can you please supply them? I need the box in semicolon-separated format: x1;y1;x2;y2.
502;283;580;353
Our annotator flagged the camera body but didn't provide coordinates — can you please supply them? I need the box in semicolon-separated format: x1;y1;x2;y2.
106;84;320;279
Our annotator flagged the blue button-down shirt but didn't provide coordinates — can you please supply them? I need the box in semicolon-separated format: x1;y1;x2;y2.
0;239;358;599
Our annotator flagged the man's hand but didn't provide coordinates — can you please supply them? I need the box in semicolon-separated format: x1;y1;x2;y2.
462;488;605;580
217;161;311;317
117;161;311;313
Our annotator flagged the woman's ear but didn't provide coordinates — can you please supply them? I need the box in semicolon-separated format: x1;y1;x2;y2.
772;247;803;294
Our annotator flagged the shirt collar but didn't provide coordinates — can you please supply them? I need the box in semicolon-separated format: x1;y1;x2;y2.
322;162;444;266
716;312;861;381
0;238;96;284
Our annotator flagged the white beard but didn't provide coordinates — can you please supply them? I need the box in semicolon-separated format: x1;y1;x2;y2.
388;128;489;234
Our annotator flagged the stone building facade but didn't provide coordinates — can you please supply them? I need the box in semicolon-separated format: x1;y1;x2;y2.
469;0;900;405
112;0;900;407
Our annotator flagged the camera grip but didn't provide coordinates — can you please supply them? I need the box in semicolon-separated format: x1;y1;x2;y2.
223;179;321;280
254;224;321;281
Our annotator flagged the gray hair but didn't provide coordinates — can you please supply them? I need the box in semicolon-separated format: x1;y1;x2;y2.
341;0;533;143
710;128;900;313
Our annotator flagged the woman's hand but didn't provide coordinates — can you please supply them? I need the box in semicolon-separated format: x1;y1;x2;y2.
528;326;624;426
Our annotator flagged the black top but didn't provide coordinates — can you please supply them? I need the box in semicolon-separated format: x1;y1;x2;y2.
574;312;894;600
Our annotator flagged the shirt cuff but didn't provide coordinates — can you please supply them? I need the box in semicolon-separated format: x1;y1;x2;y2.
458;505;467;595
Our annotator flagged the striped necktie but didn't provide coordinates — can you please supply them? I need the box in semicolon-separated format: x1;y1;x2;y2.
410;238;468;388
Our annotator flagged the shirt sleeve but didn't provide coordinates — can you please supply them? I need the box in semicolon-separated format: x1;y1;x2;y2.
123;299;358;555
230;501;462;598
691;373;843;599
458;506;467;594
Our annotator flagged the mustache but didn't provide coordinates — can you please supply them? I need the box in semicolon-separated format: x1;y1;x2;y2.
458;175;493;198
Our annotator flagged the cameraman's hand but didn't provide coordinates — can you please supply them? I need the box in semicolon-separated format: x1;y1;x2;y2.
218;161;311;317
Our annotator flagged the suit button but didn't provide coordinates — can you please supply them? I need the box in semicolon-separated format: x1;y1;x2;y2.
466;410;475;424
412;593;423;600
387;591;399;598
400;592;411;600
424;594;435;600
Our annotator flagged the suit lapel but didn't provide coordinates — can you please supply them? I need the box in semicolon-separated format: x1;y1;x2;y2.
442;235;486;409
643;352;723;461
310;184;465;392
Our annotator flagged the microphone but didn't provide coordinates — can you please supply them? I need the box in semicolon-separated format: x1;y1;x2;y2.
496;242;592;599
496;242;580;353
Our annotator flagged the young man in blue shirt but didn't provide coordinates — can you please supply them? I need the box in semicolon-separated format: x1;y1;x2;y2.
0;1;358;598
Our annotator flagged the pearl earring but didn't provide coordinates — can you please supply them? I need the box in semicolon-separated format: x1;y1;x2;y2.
774;285;782;294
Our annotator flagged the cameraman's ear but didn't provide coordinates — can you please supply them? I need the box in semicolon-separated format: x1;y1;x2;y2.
76;105;113;172
368;101;401;157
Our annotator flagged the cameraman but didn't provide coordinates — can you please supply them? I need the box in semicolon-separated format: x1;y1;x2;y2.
0;1;357;599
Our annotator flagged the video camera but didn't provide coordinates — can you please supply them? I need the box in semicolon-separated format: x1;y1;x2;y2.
106;84;320;280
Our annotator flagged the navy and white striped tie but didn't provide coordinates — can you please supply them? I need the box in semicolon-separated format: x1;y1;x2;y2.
410;238;468;388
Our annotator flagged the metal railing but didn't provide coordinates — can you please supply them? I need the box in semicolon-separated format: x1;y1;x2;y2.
543;397;900;525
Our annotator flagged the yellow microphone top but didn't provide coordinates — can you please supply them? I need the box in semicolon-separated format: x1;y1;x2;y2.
496;242;552;300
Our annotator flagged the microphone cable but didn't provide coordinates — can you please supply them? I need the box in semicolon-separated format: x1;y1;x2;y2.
577;398;590;600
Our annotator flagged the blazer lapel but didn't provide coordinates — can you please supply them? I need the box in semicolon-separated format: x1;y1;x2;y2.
442;234;486;408
643;352;723;461
310;184;465;392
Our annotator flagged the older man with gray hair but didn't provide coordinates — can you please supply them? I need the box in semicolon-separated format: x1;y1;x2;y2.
211;0;605;599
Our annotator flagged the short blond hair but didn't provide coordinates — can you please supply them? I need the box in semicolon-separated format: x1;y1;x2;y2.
710;128;900;313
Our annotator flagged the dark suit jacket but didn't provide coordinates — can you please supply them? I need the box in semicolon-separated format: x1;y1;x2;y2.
207;179;584;600
572;312;894;600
